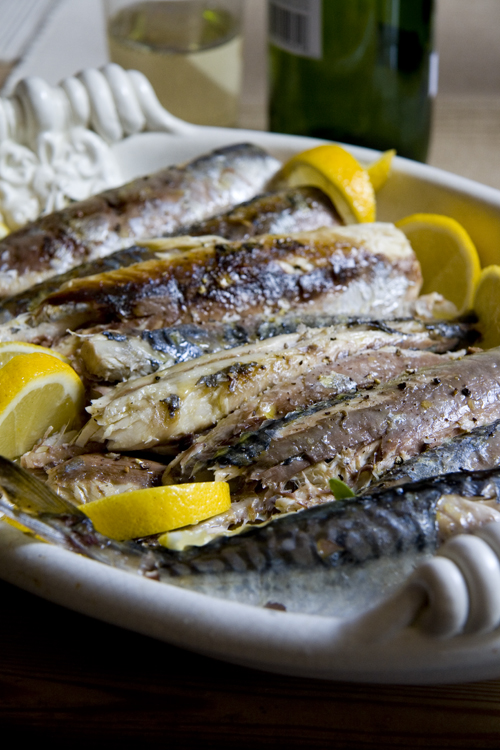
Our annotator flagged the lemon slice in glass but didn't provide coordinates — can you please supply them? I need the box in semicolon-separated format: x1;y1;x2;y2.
0;352;84;459
281;144;376;224
396;213;481;316
474;265;500;349
79;482;231;541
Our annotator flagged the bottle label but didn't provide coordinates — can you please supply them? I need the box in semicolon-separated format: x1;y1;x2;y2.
268;0;322;59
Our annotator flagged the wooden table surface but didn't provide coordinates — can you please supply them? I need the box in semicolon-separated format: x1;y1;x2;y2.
3;573;500;750
4;2;500;746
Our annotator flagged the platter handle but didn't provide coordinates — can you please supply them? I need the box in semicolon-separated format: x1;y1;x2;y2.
0;63;200;228
349;521;500;642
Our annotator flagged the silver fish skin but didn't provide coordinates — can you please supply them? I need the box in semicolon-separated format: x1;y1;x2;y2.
178;347;500;495
2;456;500;616
375;419;500;490
78;322;456;453
0;187;341;323
0;143;281;298
76;316;479;384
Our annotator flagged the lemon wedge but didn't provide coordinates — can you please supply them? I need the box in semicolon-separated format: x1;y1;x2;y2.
0;341;70;368
0;352;84;459
79;482;231;541
396;213;481;316
366;149;396;191
281;144;376;224
474;265;500;349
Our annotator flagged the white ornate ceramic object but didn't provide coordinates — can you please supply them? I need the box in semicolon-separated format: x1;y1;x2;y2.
0;63;196;229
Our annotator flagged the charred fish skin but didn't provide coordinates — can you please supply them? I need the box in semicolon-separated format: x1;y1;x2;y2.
0;143;281;298
4;224;420;347
0;187;342;323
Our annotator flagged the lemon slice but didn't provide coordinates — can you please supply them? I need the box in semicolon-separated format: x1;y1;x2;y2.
0;341;69;368
0;353;84;459
281;144;376;224
474;265;500;349
366;149;396;191
79;482;231;541
396;213;481;316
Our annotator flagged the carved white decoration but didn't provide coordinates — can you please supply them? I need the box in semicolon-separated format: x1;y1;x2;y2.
0;63;197;229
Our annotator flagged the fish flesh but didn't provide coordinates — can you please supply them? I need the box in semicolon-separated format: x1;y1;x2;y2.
0;224;421;349
76;316;478;384
78;321;459;453
45;454;167;505
166;348;500;501
0;187;342;323
1;456;500;616
0;143;281;297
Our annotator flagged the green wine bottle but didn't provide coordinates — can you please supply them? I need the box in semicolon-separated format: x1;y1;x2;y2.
268;0;437;162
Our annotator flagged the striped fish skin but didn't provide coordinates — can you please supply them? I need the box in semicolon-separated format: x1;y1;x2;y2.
77;316;479;384
0;187;342;323
375;419;500;489
0;224;421;349
178;348;500;495
0;143;281;298
3;455;500;616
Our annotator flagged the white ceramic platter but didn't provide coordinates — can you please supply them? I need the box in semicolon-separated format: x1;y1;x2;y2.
3;67;500;685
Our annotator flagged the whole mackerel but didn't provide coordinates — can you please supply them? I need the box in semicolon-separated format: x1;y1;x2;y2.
2;456;500;616
77;316;477;384
0;143;281;298
0;187;341;322
79;322;463;453
166;347;500;494
0;224;421;349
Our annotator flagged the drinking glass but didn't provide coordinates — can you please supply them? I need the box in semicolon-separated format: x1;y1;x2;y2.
104;0;243;126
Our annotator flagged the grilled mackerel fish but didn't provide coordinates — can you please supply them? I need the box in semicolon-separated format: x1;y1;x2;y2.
77;316;477;384
0;187;342;323
79;321;462;453
166;348;500;497
0;223;421;349
2;456;500;616
0;143;280;298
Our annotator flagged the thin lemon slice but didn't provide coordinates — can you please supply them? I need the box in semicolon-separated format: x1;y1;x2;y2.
396;213;481;316
0;341;69;368
474;265;500;349
79;482;231;541
281;144;376;224
0;353;84;459
366;149;396;191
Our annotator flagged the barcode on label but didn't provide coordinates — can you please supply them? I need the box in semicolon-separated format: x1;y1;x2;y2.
268;0;322;59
